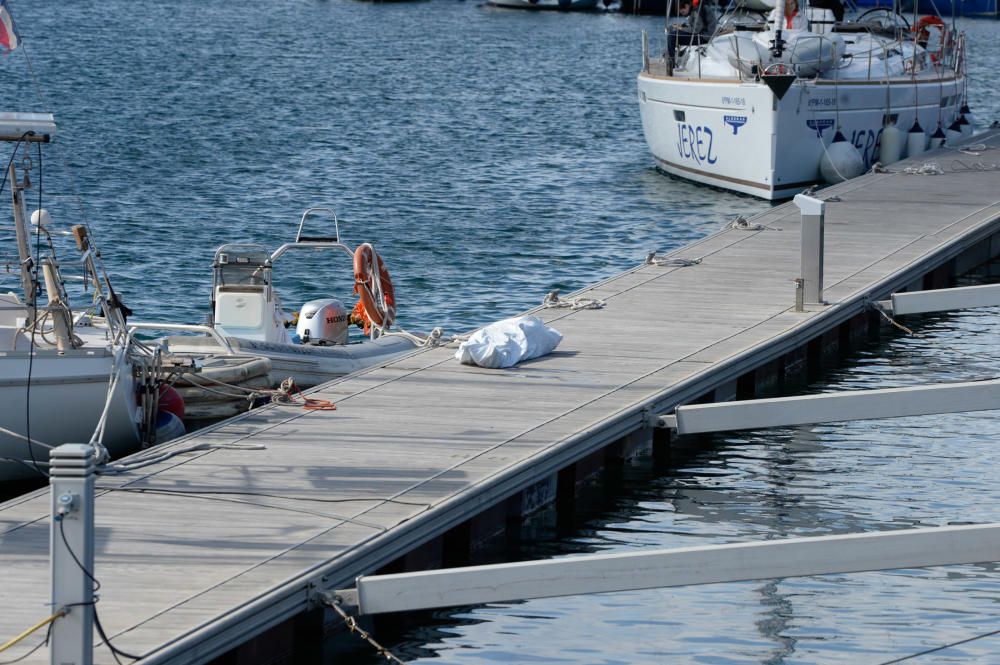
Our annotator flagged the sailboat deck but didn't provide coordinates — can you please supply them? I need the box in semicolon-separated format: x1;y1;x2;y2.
3;131;1000;664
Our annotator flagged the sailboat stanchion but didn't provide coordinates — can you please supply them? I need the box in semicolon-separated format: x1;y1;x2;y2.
50;444;97;665
794;193;826;307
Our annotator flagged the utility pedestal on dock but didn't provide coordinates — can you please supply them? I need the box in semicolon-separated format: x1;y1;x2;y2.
795;193;826;308
50;444;96;665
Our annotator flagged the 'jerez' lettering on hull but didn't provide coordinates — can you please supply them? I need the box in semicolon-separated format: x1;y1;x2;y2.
848;128;883;168
676;123;717;166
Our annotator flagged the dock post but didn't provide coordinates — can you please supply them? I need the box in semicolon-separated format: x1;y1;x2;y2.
794;194;826;306
50;444;97;665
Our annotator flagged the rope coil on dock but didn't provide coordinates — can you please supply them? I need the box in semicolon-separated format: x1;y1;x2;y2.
273;378;336;411
644;252;702;268
542;289;605;311
382;325;445;347
724;215;781;232
902;162;945;176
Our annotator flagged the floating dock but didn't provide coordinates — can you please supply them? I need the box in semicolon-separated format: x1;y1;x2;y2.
3;131;1000;664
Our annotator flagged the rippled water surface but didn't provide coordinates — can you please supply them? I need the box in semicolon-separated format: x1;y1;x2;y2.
379;295;1000;664
3;1;1000;662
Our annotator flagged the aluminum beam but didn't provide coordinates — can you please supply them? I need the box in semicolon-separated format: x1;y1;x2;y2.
341;523;1000;615
656;378;1000;435
879;283;1000;315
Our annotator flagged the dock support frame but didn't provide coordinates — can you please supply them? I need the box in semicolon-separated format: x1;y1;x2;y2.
653;377;1000;434
335;523;1000;616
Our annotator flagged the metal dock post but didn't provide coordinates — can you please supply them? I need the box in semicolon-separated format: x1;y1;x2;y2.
50;444;97;665
795;193;826;308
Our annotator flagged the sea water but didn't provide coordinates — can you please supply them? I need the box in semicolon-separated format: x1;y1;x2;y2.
1;1;999;662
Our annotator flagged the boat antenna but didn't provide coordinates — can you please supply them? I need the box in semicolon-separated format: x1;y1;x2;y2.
771;0;786;57
883;41;891;123
834;51;841;130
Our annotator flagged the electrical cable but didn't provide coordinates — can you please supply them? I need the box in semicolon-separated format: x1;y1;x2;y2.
0;134;48;479
90;485;401;531
26;140;48;477
57;519;141;662
94;483;431;508
0;621;53;665
0;455;50;473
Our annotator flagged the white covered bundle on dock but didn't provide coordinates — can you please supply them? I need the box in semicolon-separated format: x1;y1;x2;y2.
455;315;562;368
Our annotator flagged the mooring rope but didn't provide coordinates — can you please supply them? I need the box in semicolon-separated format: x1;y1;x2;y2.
542;289;605;311
382;325;445;347
725;215;781;231
320;594;405;664
645;251;703;268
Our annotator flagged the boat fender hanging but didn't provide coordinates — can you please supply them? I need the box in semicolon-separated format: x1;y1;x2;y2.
820;130;864;184
958;113;972;136
906;120;927;158
158;384;185;421
929;125;947;150
154;411;186;444
352;242;396;333
958;104;974;136
945;119;964;144
879;122;904;165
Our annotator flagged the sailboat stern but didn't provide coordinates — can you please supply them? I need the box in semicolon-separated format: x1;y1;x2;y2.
638;75;793;200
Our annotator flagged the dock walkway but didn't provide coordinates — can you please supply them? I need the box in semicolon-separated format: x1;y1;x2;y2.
4;131;1000;664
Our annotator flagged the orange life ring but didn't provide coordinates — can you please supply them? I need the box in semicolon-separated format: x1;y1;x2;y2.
352;243;395;333
913;15;945;44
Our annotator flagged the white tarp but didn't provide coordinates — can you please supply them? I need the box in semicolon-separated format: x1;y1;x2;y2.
455;315;563;369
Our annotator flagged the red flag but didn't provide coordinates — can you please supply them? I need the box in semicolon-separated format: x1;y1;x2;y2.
0;0;20;53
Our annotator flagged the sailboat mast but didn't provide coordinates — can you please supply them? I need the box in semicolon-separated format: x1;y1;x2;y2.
9;161;37;308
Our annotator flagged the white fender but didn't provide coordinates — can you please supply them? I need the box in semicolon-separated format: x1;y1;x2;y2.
879;123;904;165
906;121;927;158
820;132;865;184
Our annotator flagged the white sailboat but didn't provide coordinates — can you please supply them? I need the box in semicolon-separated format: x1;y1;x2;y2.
637;4;969;200
0;114;143;482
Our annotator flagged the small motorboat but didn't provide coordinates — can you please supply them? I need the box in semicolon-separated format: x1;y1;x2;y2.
155;209;420;399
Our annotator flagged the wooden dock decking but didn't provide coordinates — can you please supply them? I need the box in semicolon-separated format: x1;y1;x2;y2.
4;131;1000;664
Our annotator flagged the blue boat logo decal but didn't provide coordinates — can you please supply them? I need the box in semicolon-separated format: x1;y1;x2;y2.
807;119;835;137
724;115;747;135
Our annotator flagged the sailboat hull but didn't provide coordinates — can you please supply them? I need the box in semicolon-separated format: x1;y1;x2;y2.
637;74;964;200
0;346;139;482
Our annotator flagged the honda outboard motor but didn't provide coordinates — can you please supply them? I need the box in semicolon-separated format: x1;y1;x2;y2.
296;298;349;345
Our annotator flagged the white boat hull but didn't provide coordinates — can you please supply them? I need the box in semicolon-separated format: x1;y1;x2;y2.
164;334;419;390
638;62;963;200
0;346;139;482
638;74;964;200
